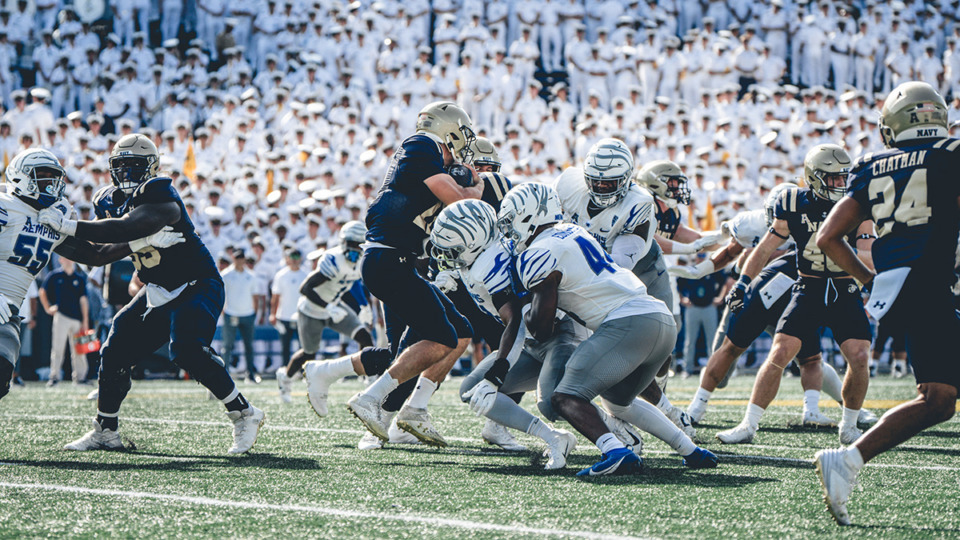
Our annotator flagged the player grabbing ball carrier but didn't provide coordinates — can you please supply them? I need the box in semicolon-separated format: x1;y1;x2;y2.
814;81;960;525
39;134;264;454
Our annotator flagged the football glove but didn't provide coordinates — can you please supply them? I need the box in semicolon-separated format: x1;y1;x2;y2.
462;379;498;417
725;275;751;314
326;304;348;323
433;270;458;293
668;259;716;280
0;294;12;325
129;226;185;252
692;231;725;252
38;206;77;236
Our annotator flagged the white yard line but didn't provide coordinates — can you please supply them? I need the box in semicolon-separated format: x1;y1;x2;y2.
0;482;645;540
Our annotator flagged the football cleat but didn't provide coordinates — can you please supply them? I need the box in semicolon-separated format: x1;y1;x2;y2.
814;448;856;525
64;419;124;451
576;447;644;477
802;409;837;428
664;404;698;441
598;408;643;456
305;361;341;416
396;406;448;447
276;370;294;404
857;409;879;429
227;405;265;454
86;387;99;401
716;422;756;444
543;430;577;470
838;422;862;445
682;447;719;469
346;392;390;441
388;417;422;445
481;419;528;451
357;431;384;450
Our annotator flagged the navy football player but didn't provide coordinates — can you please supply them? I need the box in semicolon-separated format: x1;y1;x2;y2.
814;82;960;526
39;134;264;454
345;102;484;445
716;144;876;446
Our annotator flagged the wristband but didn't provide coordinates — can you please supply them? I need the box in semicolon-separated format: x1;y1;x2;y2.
736;274;752;289
61;219;78;237
484;357;510;388
129;237;149;252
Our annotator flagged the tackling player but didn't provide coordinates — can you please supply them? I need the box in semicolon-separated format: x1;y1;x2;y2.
814;81;960;526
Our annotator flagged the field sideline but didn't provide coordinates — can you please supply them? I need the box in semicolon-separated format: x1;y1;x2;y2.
1;375;957;539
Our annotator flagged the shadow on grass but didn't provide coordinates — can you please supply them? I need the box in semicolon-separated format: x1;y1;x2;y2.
467;462;777;487
6;453;321;472
711;452;814;469
851;523;960;535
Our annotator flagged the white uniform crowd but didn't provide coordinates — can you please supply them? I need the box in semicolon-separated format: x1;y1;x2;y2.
0;0;957;321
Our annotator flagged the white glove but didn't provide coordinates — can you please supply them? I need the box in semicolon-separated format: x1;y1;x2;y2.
325;303;348;323
692;231;725;252
129;226;185;252
433;270;458;293
358;305;373;326
0;294;12;325
668;259;716;280
720;221;732;238
462;379;498;417
38;206;77;236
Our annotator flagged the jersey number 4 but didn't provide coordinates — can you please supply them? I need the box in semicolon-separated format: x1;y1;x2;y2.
574;236;615;275
868;170;932;237
8;234;53;275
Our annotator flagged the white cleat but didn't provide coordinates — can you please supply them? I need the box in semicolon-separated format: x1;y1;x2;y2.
838;422;862;445
543;429;577;470
304;361;341;417
481;419;528;452
598;408;643;456
396;406;448;447
802;409;837;428
64;419;124;451
357;431;384;450
227;406;265;454
716;422;756;444
814;448;856;525
664;404;698;441
86;388;99;401
276;370;294;404
346;393;390;441
388;417;422;445
857;409;879;429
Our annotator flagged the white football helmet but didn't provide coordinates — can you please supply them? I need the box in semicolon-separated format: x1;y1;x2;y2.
430;199;498;269
339;220;367;263
764;181;798;226
583;138;634;208
5;148;66;208
497;182;564;254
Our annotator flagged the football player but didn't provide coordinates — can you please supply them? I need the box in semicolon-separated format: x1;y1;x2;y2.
0;148;180;402
40;134;264;454
814;81;960;526
345;102;484;446
283;221;376;404
500;182;717;476
716;144;876;446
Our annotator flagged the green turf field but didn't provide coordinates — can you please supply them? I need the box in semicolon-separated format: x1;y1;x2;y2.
0;374;956;539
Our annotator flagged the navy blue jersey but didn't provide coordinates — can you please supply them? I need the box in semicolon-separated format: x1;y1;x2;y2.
774;187;851;277
847;138;960;282
655;204;681;239
480;171;513;212
94;178;220;290
365;134;448;255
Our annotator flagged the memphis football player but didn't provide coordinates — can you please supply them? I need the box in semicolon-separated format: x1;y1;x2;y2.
0;148;181;401
39;134;264;455
499;182;717;476
815;81;960;526
717;144;876;446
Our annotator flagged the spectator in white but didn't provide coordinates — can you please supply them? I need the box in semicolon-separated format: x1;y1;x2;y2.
658;37;685;102
516;81;547;133
829;19;852;91
221;247;262;384
885;39;914;91
540;0;563;72
917;44;943;93
269;246;307;373
945;38;960;98
40;258;90;387
32;30;59;87
509;26;540;89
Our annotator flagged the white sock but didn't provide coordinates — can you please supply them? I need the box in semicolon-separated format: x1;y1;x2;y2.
803;390;821;413
406;376;437;409
844;446;865;472
526;417;554;440
324;356;358;379
688;387;712;419
363;372;398;403
841;406;859;427
609;398;697;456
596;432;625;454
656;392;673;412
821;363;843;403
745;403;765;429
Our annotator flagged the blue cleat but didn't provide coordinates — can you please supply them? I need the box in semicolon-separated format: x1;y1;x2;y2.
683;447;719;469
576;447;644;477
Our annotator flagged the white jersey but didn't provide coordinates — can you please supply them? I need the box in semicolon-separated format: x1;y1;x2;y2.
457;242;514;323
516;223;670;331
297;245;361;319
0;194;70;308
552;167;655;253
728;209;768;249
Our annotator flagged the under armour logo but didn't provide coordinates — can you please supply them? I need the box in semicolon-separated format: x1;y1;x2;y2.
399;257;407;264
763;292;772;299
872;301;886;310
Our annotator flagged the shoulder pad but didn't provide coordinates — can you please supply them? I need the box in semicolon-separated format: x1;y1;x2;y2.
516;247;558;289
131;177;178;205
317;252;341;279
93;185;126;219
552;167;583;202
404;133;443;156
774;186;800;217
471;247;514;296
